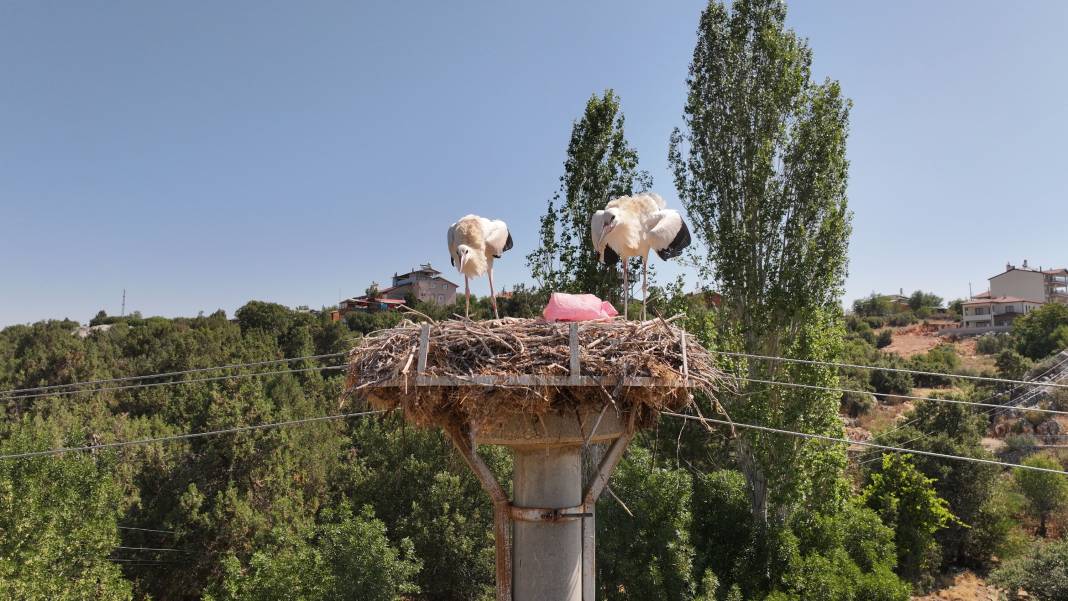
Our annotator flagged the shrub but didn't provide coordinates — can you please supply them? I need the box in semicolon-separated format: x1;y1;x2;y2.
976;333;1015;355
1015;454;1068;538
1014;303;1068;359
871;365;913;396
863;455;958;587
887;313;916;327
842;391;876;417
876;330;893;349
991;540;1068;601
995;349;1033;380
865;316;887;329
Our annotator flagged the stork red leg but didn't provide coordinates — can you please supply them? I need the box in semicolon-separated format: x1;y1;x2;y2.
465;275;470;319
488;266;500;320
642;255;648;321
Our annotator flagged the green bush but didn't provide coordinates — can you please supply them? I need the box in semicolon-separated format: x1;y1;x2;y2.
1014;303;1068;359
597;446;696;601
842;390;876;417
991;539;1068;601
871;365;913;396
875;330;893;349
207;504;421;601
975;333;1016;355
865;316;887;329
863;455;958;587
887;313;916;327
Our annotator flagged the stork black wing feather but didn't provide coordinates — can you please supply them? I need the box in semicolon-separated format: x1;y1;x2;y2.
603;245;620;266
655;219;691;261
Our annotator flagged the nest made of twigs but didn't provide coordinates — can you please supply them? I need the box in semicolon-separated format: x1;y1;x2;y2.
344;316;730;430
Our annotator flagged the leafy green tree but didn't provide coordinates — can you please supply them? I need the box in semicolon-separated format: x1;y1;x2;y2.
1015;454;1068;538
991;539;1068;601
1014;302;1068;359
853;294;893;317
995;349;1033;380
870;399;1001;568
527;90;650;299
0;426;133;600
597;446;696;601
908;291;943;311
207;504;420;601
863;454;957;586
669;0;853;538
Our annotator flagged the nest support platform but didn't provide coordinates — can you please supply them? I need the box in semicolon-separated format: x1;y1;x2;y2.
348;319;725;601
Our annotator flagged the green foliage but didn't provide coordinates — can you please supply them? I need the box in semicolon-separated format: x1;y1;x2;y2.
991;539;1068;601
863;455;957;586
995;349;1032;380
975;332;1016;355
875;329;893;349
527;90;650;299
908;345;959;388
669;6;854;580
871;399;1001;569
1015;453;1068;538
870;358;913;396
691;469;752;587
598;446;696;601
853;294;893;318
0;425;132;600
1013;302;1068;359
908;291;943;311
342;415;504;600
207;504;420;601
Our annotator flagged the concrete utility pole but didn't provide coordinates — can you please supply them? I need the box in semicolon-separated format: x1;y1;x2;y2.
121;289;126;317
368;322;693;600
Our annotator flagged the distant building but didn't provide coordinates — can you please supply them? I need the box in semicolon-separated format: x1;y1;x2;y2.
960;260;1068;332
331;263;459;322
382;264;459;307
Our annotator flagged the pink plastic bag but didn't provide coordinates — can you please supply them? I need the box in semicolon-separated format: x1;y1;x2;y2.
542;292;619;322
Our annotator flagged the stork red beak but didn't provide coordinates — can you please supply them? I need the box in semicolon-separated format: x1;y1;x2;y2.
459;252;469;272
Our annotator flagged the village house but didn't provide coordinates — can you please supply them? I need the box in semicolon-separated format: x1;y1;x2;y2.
331;263;460;321
960;261;1068;332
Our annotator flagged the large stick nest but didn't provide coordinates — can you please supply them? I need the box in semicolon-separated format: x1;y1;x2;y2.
345;316;730;430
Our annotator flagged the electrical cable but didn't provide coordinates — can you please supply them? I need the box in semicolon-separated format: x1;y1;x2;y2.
0;409;386;460
709;349;1068;390
662;411;1068;476
0;352;346;398
1;364;348;403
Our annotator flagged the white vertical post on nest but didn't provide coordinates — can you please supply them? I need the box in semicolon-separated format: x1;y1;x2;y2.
569;322;580;385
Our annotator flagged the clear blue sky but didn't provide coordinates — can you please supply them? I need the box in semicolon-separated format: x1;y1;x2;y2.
2;1;1066;326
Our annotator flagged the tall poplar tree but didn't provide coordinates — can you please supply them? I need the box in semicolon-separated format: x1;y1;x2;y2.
528;90;650;299
669;0;853;530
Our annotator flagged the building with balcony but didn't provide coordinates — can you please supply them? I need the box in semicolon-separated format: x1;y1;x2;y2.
958;261;1068;333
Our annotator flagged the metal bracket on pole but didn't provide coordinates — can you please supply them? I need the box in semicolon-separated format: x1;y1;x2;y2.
445;424;512;601
509;504;592;522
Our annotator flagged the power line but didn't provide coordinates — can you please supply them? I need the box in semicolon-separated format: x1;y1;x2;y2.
662;411;1068;476
0;409;386;460
857;351;1068;465
1;364;348;403
743;376;1068;418
0;352;347;398
117;526;175;535
114;546;188;554
710;349;1068;390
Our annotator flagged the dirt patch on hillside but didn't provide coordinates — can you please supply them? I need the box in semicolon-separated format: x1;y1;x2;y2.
882;326;943;357
911;570;1009;601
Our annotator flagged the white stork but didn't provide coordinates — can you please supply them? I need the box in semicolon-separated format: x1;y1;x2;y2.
447;215;513;319
590;193;691;320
